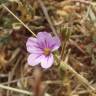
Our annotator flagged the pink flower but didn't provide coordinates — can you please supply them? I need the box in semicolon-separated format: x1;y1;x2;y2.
26;32;61;69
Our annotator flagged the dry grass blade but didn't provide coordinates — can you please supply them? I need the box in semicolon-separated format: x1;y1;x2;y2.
2;4;36;37
37;0;58;36
0;84;51;96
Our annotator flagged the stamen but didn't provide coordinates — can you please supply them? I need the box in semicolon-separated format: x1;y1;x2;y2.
44;48;51;56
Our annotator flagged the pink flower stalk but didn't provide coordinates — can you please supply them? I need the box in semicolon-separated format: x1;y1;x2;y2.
26;32;61;69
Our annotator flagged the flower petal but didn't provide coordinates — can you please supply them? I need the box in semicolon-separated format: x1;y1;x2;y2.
51;36;61;51
26;37;43;54
37;32;53;48
27;54;42;66
40;54;54;69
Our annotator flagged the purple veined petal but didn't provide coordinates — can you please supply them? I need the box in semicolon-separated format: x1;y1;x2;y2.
37;32;53;48
26;37;43;54
27;54;43;66
51;36;61;52
40;54;54;69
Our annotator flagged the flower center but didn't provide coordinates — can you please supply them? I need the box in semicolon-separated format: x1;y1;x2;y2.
44;48;51;56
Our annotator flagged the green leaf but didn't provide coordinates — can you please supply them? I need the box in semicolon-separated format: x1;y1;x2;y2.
92;35;96;43
85;44;93;54
0;34;11;45
0;0;7;4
